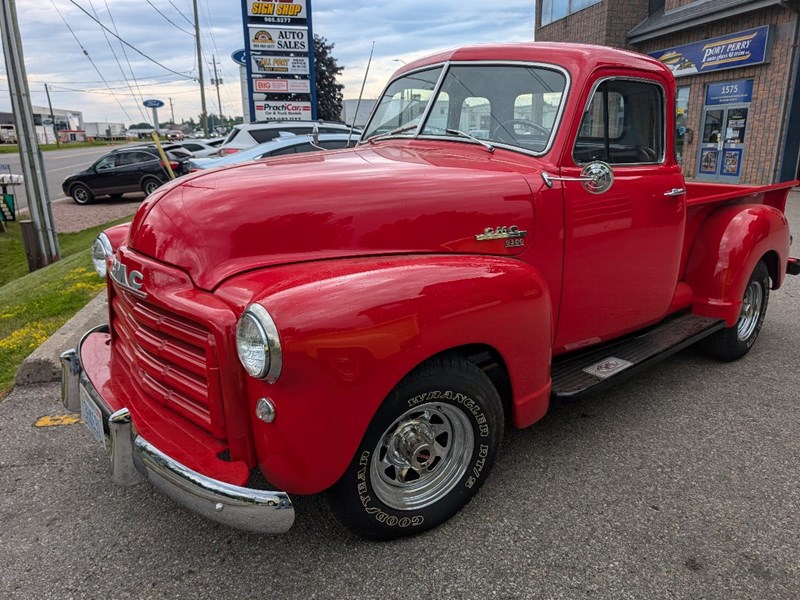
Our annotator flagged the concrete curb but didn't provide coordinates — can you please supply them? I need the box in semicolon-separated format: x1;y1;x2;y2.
16;292;108;386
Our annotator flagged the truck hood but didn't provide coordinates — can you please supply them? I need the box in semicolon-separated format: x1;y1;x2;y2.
129;143;537;291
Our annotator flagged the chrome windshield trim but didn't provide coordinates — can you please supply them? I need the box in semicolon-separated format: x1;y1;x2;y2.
359;63;448;144
362;59;572;158
412;61;450;140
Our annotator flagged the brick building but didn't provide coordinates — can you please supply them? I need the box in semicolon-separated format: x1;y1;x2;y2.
536;0;800;185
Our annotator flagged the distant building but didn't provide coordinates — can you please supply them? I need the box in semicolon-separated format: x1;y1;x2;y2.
340;99;377;129
535;0;800;184
1;106;84;144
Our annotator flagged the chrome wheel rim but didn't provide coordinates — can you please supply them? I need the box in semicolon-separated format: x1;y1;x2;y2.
737;279;763;341
74;187;88;203
144;181;158;194
370;402;474;511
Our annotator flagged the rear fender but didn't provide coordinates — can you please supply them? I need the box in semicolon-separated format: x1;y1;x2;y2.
217;255;553;495
684;204;789;326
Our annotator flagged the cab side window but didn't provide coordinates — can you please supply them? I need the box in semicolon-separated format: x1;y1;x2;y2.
573;79;664;165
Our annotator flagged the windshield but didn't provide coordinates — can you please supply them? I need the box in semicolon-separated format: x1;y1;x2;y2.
361;67;443;140
363;63;567;154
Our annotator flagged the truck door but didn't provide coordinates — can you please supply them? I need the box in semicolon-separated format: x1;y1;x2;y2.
554;77;686;351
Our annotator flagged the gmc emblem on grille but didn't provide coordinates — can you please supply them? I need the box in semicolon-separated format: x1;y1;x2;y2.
110;258;146;298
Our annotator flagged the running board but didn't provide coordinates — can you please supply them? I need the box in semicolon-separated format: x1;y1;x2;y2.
551;313;725;399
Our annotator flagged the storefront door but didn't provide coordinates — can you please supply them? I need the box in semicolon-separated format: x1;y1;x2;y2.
696;80;753;184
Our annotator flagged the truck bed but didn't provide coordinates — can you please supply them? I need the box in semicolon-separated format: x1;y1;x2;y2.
685;180;797;212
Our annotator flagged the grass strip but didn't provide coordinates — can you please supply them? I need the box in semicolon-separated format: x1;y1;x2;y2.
0;252;106;396
0;216;132;287
0;216;133;397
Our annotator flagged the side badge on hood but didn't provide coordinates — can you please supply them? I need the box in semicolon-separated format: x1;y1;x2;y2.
475;226;528;248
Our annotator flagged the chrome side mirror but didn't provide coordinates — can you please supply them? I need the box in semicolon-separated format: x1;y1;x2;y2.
580;161;614;194
541;161;614;194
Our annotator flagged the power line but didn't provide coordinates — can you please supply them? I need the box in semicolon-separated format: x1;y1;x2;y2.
145;0;194;36
50;0;135;123
48;84;201;96
88;0;150;123
103;0;147;111
67;0;195;80
168;0;194;26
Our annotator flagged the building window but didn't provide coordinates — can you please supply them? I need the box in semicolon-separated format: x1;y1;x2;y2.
675;86;689;164
541;0;603;26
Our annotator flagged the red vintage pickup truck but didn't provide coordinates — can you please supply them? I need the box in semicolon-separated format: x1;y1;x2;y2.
61;43;799;540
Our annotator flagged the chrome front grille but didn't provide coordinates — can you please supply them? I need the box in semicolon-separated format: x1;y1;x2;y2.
110;286;225;437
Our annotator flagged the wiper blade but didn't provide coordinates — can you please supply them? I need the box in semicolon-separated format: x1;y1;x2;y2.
445;129;495;153
367;124;418;144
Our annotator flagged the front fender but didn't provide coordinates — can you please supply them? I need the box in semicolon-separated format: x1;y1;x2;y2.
217;255;553;495
685;204;789;326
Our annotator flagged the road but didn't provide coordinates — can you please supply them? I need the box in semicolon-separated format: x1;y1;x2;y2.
0;202;798;598
0;144;131;211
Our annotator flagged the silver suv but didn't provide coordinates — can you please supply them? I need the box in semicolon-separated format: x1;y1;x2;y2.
217;121;358;156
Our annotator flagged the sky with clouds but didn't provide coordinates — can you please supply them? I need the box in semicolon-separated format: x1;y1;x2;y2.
0;0;537;125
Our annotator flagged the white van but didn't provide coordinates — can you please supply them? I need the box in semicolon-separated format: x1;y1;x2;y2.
0;124;17;144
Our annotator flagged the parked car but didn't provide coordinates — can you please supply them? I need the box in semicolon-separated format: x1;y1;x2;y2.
217;120;358;156
63;43;799;540
61;146;187;204
171;139;227;159
128;143;194;160
186;133;355;172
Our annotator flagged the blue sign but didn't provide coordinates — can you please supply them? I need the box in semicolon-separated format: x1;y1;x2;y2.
705;79;754;106
143;99;165;109
650;26;771;78
231;49;247;66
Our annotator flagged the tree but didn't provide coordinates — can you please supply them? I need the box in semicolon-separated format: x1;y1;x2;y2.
314;35;344;122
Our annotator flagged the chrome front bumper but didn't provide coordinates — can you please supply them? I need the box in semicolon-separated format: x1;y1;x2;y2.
60;330;295;534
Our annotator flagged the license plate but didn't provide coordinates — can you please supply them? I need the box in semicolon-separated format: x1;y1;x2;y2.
80;384;106;450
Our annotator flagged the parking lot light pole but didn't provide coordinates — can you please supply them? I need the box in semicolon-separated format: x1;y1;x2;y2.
0;0;60;268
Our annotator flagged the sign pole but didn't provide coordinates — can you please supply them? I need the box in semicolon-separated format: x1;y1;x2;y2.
0;0;59;268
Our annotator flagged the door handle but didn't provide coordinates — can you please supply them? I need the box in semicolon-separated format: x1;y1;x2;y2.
664;188;686;197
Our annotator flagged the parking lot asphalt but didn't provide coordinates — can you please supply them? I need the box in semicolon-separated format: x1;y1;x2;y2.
1;201;798;598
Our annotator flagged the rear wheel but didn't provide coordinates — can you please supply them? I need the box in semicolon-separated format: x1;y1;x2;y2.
141;177;161;196
329;355;504;540
70;183;94;205
701;260;770;361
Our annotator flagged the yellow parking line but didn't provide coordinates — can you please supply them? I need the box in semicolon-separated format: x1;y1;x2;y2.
35;415;81;427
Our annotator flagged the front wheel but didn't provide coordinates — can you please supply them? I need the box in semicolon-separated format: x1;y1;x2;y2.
141;177;161;196
329;355;504;540
701;260;770;361
70;183;94;205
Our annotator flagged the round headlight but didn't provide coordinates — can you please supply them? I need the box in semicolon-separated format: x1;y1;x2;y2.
236;304;282;382
91;233;113;278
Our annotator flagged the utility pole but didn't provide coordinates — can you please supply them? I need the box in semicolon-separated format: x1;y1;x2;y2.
0;0;59;267
44;83;60;149
193;0;209;137
211;55;224;132
169;97;175;124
